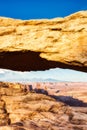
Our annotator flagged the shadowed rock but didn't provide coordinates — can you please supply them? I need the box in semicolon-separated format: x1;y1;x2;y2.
0;51;87;72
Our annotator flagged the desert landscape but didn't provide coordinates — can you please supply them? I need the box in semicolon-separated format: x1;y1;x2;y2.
0;10;87;130
0;82;87;130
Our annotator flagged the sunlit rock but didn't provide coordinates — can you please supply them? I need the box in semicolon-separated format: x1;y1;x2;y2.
0;11;87;71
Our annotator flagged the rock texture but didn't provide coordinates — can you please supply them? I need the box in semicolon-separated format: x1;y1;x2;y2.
0;82;87;130
0;11;87;71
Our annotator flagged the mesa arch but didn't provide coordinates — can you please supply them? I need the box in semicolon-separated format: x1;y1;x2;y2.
0;11;87;72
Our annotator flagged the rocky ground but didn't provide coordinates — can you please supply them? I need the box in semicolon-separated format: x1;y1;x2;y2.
0;82;87;130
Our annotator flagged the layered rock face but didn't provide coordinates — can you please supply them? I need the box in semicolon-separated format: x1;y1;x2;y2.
0;82;87;130
0;11;87;71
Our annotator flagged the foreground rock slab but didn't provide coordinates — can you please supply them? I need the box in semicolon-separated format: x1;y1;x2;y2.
0;11;87;71
0;82;87;130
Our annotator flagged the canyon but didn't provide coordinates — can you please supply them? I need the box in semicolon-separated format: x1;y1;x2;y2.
0;82;87;130
0;11;87;130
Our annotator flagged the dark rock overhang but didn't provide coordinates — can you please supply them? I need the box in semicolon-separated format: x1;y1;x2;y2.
0;51;87;72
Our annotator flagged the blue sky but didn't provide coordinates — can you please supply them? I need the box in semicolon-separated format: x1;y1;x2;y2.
0;0;87;82
0;0;87;19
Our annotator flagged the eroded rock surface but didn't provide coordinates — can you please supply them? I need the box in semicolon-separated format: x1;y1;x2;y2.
0;82;87;130
0;11;87;71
